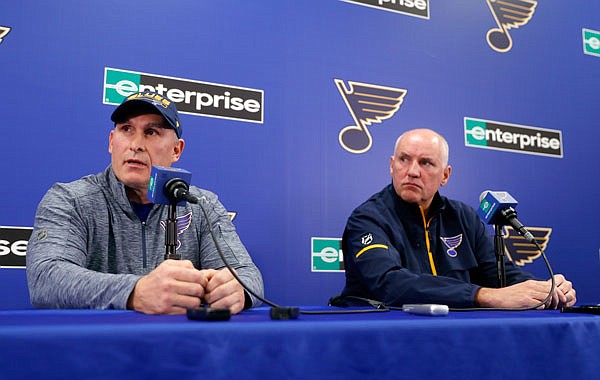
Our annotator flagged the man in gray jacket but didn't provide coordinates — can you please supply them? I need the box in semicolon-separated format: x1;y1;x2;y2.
26;91;263;315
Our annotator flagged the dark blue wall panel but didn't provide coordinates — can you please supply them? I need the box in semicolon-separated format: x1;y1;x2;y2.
1;1;598;308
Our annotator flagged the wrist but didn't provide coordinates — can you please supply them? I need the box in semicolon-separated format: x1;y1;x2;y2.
474;287;494;308
126;277;143;311
126;286;136;310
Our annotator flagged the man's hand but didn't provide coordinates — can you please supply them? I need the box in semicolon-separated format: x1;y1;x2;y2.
547;274;576;309
202;268;246;315
475;274;577;309
128;260;208;315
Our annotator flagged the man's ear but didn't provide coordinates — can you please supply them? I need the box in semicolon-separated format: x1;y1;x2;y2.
108;130;114;154
441;165;452;186
172;138;185;163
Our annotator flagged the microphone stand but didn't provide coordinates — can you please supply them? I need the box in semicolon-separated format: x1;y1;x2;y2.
493;224;506;288
164;201;181;260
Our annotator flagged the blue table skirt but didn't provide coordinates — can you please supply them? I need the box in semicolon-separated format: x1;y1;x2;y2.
0;307;598;380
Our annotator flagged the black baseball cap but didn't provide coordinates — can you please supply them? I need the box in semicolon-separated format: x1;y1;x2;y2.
111;92;182;138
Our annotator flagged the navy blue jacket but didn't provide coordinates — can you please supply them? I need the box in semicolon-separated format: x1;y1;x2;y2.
339;184;536;307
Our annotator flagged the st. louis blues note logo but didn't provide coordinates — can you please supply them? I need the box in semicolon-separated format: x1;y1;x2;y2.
0;26;11;45
486;0;537;53
160;212;193;249
334;79;407;154
440;235;463;257
503;226;551;266
228;211;237;221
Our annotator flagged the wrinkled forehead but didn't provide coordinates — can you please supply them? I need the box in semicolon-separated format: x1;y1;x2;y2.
396;134;439;155
394;131;448;166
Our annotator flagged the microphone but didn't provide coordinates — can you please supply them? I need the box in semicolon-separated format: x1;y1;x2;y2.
147;165;299;319
149;166;384;318
477;191;535;243
148;166;198;205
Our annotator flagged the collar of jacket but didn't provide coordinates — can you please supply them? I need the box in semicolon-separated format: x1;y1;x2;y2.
386;183;446;222
103;165;146;217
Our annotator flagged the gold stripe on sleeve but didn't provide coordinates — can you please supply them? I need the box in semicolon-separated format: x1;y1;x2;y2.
355;244;389;259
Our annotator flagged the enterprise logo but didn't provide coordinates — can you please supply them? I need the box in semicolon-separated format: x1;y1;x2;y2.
341;0;429;20
583;28;600;57
464;117;563;158
311;237;344;272
0;226;32;268
103;67;264;123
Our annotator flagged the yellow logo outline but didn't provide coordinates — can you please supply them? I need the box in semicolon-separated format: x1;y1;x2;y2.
0;26;11;44
335;79;407;154
486;0;537;53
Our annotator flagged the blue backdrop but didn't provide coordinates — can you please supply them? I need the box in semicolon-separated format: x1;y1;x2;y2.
1;0;598;308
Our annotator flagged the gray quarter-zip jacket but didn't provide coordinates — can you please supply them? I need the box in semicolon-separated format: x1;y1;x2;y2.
26;166;264;309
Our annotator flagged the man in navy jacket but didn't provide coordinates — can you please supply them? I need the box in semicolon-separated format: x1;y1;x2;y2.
337;129;576;309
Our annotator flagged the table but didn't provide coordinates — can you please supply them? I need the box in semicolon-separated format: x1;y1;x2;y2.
0;307;598;379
